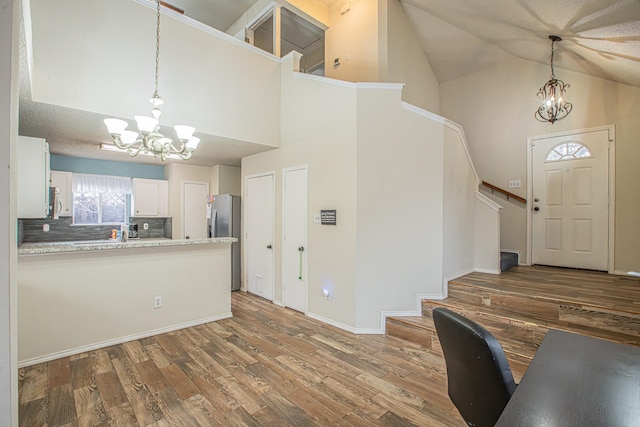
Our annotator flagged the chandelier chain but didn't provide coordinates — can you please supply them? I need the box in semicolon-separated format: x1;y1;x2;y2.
154;0;161;99
102;0;200;161
550;39;556;79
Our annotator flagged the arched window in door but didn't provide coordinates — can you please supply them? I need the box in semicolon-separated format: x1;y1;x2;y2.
545;141;593;162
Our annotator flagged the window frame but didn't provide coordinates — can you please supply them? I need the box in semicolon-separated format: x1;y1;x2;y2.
72;191;128;226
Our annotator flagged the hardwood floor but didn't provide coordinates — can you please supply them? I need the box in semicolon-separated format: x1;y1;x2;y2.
19;291;463;426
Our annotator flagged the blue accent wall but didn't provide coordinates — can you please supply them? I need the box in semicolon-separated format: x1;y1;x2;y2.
50;155;165;179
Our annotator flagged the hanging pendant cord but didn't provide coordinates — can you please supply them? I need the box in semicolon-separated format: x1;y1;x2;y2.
550;39;556;79
153;0;161;99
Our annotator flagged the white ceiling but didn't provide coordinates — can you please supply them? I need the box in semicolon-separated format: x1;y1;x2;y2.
402;0;640;87
18;0;640;167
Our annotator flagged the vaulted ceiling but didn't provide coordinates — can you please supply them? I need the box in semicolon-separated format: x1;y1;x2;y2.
18;0;640;166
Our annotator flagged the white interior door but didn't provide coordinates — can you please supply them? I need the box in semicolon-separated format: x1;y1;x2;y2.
183;181;208;240
282;166;308;313
531;129;609;270
245;173;275;300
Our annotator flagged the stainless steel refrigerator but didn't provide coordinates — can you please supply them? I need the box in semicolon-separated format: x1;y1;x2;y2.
208;194;241;291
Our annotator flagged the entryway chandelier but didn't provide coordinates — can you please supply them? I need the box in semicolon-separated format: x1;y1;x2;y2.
104;0;199;161
535;35;572;124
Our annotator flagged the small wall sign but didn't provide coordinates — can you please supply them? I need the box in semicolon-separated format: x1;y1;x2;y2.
321;210;337;225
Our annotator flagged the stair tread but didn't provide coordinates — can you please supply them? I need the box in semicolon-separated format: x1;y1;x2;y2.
445;283;640;344
434;296;640;347
449;271;640;315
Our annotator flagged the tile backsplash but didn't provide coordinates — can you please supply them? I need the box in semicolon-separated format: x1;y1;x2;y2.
18;217;172;244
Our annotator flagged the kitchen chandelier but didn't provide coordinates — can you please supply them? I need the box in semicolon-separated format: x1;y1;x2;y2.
104;0;199;161
535;35;572;124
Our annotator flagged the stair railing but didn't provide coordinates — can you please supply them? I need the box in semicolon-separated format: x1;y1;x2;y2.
481;181;526;204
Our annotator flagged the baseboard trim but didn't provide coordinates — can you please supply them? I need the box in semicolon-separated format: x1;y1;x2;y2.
18;312;233;368
614;270;640;277
273;300;284;307
378;292;445;333
306;312;384;335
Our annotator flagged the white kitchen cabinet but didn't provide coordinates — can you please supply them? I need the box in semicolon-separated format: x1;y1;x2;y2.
50;171;73;217
132;178;168;217
17;136;50;218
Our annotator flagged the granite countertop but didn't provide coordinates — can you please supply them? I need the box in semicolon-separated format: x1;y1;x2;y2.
18;237;237;255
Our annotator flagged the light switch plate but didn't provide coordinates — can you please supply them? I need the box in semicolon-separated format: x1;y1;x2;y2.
313;214;321;224
509;180;521;188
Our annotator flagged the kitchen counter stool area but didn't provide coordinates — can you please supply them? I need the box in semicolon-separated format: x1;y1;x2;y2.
17;240;234;367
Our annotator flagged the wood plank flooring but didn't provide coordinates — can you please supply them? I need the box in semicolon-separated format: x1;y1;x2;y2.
453;265;640;313
19;291;463;426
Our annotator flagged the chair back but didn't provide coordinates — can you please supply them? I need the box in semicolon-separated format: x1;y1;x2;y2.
432;307;516;427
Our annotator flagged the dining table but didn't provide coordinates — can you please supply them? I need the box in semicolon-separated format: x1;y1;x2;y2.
495;329;640;426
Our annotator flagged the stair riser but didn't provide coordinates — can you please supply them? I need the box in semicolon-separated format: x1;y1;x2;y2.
385;318;434;349
448;283;640;340
421;302;543;359
385;318;530;382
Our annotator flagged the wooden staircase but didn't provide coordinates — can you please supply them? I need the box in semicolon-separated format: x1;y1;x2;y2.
386;266;640;381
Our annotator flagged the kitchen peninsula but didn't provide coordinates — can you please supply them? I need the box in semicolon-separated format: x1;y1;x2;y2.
18;237;236;366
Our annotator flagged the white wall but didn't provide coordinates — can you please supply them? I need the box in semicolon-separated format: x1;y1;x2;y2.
383;0;440;113
165;163;211;239
18;244;232;364
243;55;359;328
0;0;18;423
441;58;640;272
355;86;445;330
210;165;241;196
325;0;440;113
442;125;477;283
27;0;281;147
475;194;502;274
325;0;381;83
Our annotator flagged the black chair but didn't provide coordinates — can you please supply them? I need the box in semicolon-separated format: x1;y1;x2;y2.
432;307;516;427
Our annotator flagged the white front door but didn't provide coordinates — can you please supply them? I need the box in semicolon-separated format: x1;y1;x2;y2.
183;181;209;240
282;166;308;313
245;173;275;300
531;129;610;270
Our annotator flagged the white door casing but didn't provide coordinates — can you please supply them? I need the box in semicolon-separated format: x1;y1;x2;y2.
245;173;275;301
527;126;615;271
183;181;209;240
282;166;308;313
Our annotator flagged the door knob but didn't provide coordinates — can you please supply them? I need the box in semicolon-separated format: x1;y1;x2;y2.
298;246;304;252
267;244;272;249
533;206;540;212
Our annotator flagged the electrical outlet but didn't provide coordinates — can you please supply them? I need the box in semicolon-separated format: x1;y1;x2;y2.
508;180;521;188
154;296;162;309
143;223;149;230
43;224;49;232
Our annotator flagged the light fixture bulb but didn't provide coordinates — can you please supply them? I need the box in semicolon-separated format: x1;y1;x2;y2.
186;137;200;149
120;130;139;145
104;118;128;136
151;107;162;120
134;115;159;134
175;125;195;140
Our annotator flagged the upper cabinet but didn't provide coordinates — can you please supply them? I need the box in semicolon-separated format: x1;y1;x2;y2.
50;171;73;217
17;136;50;218
132;178;168;217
